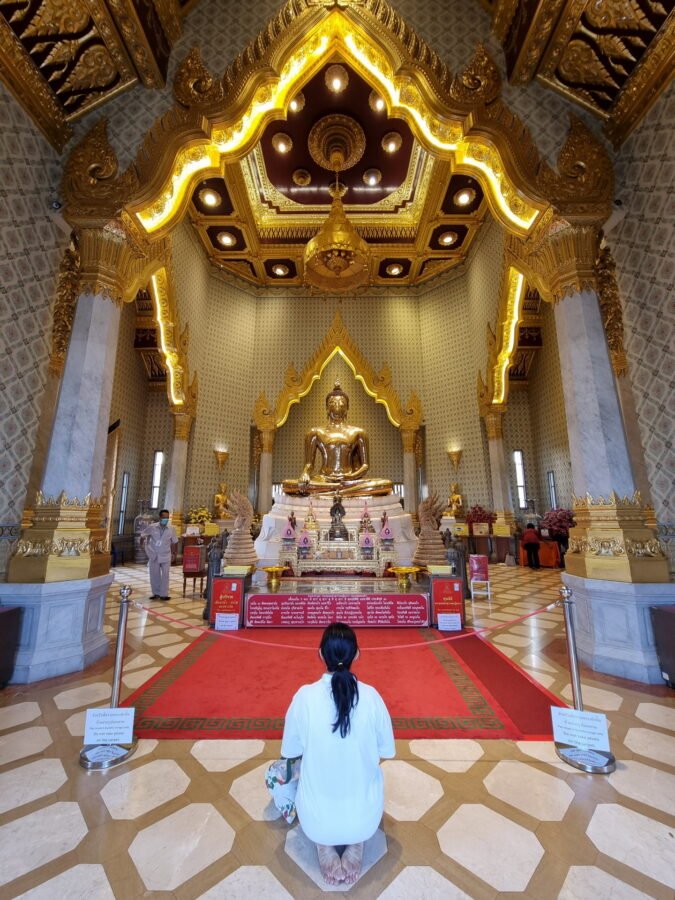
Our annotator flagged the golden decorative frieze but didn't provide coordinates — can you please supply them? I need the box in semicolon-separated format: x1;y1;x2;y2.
400;428;417;454
154;0;181;44
76;223;158;306
173;46;224;107
596;244;627;377
148;265;198;412
572;490;643;509
49;241;80;377
449;44;501;105
260;429;276;453
260;310;423;432
484;410;504;440
171;410;193;441
107;0;166;89
33;489;104;509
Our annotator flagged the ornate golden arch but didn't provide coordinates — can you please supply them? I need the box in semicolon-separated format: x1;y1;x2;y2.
253;310;423;434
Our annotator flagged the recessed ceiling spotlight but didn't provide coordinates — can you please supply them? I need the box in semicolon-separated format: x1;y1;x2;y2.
363;168;382;186
382;131;402;153
217;231;236;248
369;90;385;112
272;133;293;154
289;92;305;113
438;230;458;246
386;263;404;276
292;169;312;186
325;64;349;93
198;188;220;208
454;187;476;207
272;264;290;277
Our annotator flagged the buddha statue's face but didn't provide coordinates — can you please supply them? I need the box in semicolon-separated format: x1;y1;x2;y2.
326;394;348;420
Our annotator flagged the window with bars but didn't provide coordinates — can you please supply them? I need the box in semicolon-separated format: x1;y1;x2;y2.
513;450;527;509
547;470;557;509
117;471;130;534
150;451;164;508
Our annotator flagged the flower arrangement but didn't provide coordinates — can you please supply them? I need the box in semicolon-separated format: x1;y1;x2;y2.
465;505;496;525
540;508;575;536
186;506;212;526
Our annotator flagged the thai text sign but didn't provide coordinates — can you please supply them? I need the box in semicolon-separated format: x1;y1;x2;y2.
245;593;429;627
469;554;489;581
431;577;464;629
183;545;205;573
211;577;244;627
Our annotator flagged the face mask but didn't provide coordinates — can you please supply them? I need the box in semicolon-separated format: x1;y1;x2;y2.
160;518;169;526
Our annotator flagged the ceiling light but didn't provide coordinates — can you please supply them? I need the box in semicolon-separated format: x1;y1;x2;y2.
198;188;220;208
382;132;402;153
292;169;311;186
454;187;476;207
289;92;305;113
272;264;289;277
439;230;458;246
369;90;385;112
272;133;293;154
325;64;348;93
217;231;236;247
386;263;403;276
363;168;381;186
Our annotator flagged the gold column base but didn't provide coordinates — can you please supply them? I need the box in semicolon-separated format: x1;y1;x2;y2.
566;492;670;583
8;492;110;584
169;510;184;530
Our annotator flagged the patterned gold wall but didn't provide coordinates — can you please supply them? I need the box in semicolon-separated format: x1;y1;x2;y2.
611;82;674;526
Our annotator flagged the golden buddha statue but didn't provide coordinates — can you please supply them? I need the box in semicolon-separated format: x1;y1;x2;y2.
446;482;465;518
214;482;232;519
283;382;393;497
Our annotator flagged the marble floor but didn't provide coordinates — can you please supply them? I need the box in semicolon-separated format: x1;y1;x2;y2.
0;564;674;899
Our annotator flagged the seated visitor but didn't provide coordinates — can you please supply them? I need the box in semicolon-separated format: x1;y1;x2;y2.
283;382;392;497
281;622;395;885
521;522;541;570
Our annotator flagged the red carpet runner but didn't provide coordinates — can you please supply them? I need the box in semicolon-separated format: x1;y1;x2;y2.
124;628;565;740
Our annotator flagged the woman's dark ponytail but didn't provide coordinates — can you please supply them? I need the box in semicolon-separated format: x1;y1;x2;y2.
320;623;359;738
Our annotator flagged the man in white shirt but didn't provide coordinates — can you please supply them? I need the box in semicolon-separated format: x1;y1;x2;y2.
141;509;178;601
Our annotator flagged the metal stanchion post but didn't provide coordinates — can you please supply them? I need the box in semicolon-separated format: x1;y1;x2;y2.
555;585;615;774
79;584;138;771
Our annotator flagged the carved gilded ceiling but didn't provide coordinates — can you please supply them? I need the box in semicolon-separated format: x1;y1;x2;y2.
0;0;182;150
186;60;489;288
493;0;675;146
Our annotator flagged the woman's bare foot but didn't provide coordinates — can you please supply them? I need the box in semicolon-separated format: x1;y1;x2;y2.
340;842;364;884
316;844;344;885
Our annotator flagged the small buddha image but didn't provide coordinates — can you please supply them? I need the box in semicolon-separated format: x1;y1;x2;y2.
288;511;297;533
446;482;464;518
214;482;232;519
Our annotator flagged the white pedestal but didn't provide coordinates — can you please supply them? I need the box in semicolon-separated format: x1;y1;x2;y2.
0;574;112;683
562;572;675;683
254;494;416;582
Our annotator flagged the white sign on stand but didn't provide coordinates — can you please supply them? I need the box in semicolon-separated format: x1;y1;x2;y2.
551;707;610;751
215;612;240;631
437;612;462;632
84;707;135;746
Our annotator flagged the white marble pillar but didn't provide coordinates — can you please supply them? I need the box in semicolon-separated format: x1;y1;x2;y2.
554;290;636;497
42;292;121;499
484;411;513;518
401;429;418;515
257;428;275;514
164;413;192;522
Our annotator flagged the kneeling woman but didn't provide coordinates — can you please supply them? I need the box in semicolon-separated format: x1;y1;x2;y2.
281;622;395;885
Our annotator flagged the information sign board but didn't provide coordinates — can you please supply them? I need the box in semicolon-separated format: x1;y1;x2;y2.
245;592;428;628
473;522;490;536
210;577;243;627
551;707;610;752
183;544;205;574
469;554;489;581
431;577;464;628
84;707;135;746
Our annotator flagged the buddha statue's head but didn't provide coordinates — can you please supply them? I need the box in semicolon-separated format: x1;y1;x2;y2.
326;381;349;420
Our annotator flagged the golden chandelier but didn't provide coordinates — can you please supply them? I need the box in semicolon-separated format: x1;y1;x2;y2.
303;114;370;293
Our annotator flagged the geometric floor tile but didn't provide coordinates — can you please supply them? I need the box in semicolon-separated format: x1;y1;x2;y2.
121;667;162;689
558;865;654;900
0;802;88;887
198;865;294;899
52;683;111;710
129;803;235;890
132;739;159;761
64;707;107;737
520;655;558;672
230;762;282;821
623;727;675;766
191;739;265;772
607;760;675;816
13;863;115;899
376;865;472;899
484;760;574;819
635;702;675;732
158;642;190;658
515;741;569;769
0;726;52;766
100;759;190;819
382;760;444;820
0;759;67;815
0;702;42;731
561;684;623;712
437;804;544;891
122;653;156;672
586;804;675;890
527;671;556;688
284;826;386;892
492;634;533;648
409;739;483;773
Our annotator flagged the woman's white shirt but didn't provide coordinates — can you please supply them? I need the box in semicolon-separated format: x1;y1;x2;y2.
281;673;395;845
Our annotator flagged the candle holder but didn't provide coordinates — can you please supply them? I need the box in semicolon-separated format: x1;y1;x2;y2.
214;449;229;471
447;449;462;473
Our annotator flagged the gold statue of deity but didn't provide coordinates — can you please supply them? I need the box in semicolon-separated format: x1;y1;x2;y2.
214;482;232;519
283;382;393;497
446;482;464;517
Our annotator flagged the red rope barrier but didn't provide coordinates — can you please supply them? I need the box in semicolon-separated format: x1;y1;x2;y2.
130;599;559;652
